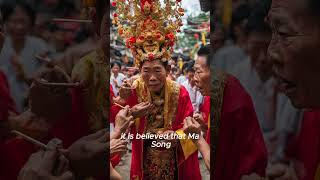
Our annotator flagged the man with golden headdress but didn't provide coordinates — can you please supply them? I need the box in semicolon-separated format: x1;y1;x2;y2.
113;0;201;179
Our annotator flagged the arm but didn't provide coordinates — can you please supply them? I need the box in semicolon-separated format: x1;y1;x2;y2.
195;136;210;171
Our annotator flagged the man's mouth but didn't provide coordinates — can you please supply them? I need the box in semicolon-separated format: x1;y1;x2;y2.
275;74;297;94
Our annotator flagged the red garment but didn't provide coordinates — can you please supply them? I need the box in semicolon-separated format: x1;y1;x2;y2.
0;71;16;123
199;96;210;143
126;85;201;180
110;85;118;123
286;110;320;180
213;75;267;179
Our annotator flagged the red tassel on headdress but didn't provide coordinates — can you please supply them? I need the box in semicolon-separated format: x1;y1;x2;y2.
140;0;153;12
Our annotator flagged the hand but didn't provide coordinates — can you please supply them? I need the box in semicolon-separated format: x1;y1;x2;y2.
18;140;74;180
113;79;118;87
193;113;207;132
266;163;298;180
9;110;50;140
241;173;265;180
115;106;134;134
183;117;202;142
131;102;153;118
64;129;108;178
30;66;72;119
110;138;127;155
119;80;134;99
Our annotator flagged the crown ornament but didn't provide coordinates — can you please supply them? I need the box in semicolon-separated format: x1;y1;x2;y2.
113;0;184;67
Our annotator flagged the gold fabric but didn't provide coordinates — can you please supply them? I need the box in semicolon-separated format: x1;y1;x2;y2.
71;49;109;132
133;78;181;179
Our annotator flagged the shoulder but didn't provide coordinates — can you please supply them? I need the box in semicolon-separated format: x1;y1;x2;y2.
222;74;254;113
27;36;48;47
71;51;97;79
73;50;97;68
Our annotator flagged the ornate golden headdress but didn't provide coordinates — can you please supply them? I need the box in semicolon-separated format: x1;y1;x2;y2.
112;0;185;67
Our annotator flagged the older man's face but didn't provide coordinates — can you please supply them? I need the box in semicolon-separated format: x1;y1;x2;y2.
267;0;320;108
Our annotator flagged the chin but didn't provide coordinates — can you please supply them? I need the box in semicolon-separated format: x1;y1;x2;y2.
288;94;320;110
148;86;161;93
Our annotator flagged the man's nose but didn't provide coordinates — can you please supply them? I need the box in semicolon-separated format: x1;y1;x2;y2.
149;74;157;81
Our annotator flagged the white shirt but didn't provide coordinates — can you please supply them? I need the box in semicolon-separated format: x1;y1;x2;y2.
0;36;50;112
213;43;248;74
110;72;126;96
181;80;203;112
176;75;187;85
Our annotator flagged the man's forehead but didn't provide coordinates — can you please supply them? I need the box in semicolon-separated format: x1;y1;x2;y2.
268;0;305;20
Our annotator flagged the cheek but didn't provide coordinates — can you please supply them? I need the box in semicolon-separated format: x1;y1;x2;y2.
284;37;320;78
141;72;150;82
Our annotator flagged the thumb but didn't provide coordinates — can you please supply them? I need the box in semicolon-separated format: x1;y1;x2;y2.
59;171;74;180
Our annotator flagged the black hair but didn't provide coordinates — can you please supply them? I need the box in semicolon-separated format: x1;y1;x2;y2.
246;1;271;35
230;4;250;41
111;61;122;69
197;45;211;67
181;62;189;72
185;63;195;73
96;0;108;26
0;0;35;26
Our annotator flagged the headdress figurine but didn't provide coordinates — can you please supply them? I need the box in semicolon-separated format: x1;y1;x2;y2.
113;0;185;67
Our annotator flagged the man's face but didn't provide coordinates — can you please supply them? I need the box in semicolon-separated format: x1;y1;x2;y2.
6;6;31;40
141;60;167;93
194;56;210;96
247;32;272;82
267;0;320;108
112;64;120;74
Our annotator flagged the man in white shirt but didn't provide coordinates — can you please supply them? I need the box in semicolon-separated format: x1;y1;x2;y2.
181;63;203;113
110;61;126;96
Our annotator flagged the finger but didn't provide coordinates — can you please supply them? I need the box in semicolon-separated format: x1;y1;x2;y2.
98;131;108;143
41;146;59;171
192;118;201;127
111;145;128;154
60;171;75;180
185;117;192;126
267;164;287;178
54;155;69;176
85;129;107;140
25;151;43;167
48;138;63;149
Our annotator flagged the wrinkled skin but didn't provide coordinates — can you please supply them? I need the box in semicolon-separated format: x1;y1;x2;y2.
18;140;74;180
194;56;211;96
267;0;320;108
141;60;167;93
247;32;273;82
